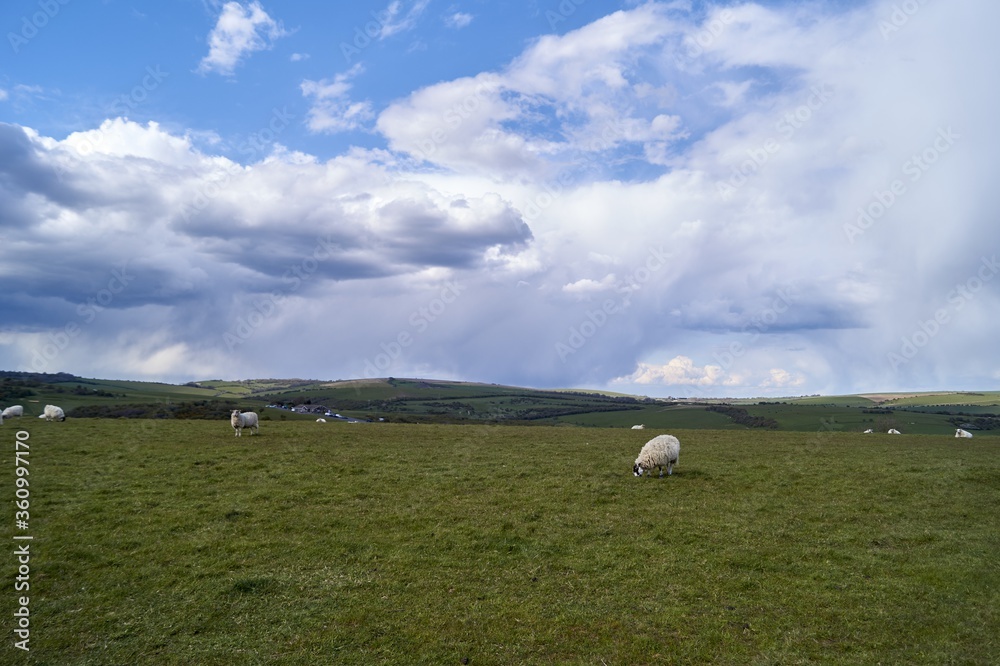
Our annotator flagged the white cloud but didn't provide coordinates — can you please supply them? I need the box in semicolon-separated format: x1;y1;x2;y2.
301;65;375;134
562;274;618;297
198;1;288;76
378;0;431;39
376;4;688;176
761;368;806;389
290;52;310;62
445;12;473;29
615;356;735;387
712;80;754;108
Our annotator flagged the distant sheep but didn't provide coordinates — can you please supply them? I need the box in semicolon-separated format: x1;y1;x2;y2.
38;405;65;422
955;428;973;438
2;405;24;418
631;424;645;430
230;410;259;437
863;429;874;434
316;418;327;423
633;434;681;478
887;428;901;435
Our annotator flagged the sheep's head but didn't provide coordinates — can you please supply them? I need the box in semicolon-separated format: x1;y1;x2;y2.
633;463;645;477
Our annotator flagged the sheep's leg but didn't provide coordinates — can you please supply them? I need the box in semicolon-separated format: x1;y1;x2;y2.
658;466;664;478
667;462;673;476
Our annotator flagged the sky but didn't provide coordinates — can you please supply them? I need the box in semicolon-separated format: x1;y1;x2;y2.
1;0;998;398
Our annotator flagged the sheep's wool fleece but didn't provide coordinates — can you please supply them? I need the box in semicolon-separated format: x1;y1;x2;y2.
636;434;681;468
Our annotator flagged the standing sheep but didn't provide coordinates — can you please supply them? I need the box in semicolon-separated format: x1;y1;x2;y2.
2;405;24;418
230;409;259;437
633;434;681;478
38;405;66;422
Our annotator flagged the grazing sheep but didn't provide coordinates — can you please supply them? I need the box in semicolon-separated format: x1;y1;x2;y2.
887;428;901;435
633;434;681;478
2;405;24;418
863;429;874;434
230;410;259;437
316;418;327;423
631;424;645;430
38;404;65;422
955;428;973;438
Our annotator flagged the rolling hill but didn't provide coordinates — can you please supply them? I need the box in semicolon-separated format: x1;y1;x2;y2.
1;371;997;435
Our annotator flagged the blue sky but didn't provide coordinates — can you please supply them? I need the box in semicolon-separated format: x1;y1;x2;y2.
1;0;998;397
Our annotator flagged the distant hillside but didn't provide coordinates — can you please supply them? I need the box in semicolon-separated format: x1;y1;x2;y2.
1;371;997;434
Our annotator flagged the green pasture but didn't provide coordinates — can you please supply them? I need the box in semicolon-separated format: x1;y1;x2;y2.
884;392;1000;408
555;404;737;430
4;419;998;664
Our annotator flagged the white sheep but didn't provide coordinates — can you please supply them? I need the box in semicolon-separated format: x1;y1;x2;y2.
230;409;259;437
38;404;65;422
955;428;973;438
2;405;24;418
316;418;327;423
863;429;874;434
630;424;645;430
887;428;901;435
633;434;681;478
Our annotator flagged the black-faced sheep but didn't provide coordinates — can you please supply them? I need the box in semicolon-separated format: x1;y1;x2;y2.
633;434;680;477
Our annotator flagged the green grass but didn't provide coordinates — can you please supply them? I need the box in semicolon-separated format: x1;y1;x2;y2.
782;396;879;408
555;404;738;429
5;420;999;664
885;392;1000;407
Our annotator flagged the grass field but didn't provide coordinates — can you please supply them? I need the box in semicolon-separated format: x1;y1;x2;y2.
4;419;999;664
